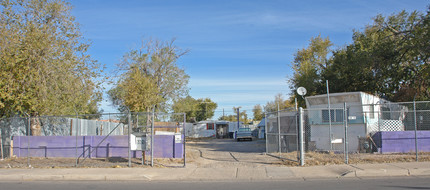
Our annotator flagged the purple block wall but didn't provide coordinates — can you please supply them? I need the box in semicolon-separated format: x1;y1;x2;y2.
12;135;184;158
372;131;430;153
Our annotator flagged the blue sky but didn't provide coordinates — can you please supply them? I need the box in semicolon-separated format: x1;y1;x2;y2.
71;0;429;118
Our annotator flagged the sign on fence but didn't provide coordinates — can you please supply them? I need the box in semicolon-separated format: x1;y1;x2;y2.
174;133;182;143
130;133;147;151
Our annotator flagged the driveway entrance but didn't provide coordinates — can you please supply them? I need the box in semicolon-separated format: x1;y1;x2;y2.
186;139;284;168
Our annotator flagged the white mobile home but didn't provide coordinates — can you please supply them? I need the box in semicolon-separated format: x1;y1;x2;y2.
305;92;406;152
185;120;243;138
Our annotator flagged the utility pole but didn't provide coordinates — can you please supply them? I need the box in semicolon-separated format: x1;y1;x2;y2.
327;80;332;151
201;102;211;121
237;107;240;129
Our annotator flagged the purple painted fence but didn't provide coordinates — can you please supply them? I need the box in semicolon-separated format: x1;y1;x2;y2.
12;135;184;158
372;131;430;153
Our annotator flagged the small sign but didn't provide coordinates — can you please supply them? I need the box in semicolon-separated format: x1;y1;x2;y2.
331;138;343;144
348;116;356;120
175;133;182;143
130;134;147;151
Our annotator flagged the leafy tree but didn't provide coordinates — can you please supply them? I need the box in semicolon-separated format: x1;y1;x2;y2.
172;96;217;122
219;107;248;123
108;66;161;113
289;8;430;103
288;35;332;107
323;9;430;101
265;93;294;113
194;98;218;121
0;0;102;118
172;96;198;122
109;38;190;112
252;104;264;121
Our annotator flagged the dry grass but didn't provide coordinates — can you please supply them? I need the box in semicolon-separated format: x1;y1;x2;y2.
2;150;430;168
0;156;187;168
277;151;430;166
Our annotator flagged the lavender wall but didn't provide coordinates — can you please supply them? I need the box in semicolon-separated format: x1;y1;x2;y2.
12;135;184;158
372;131;430;153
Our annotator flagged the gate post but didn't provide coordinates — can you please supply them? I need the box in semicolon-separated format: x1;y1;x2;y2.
128;112;132;167
265;112;268;153
151;107;155;167
277;104;281;157
344;102;348;164
299;107;304;166
183;113;186;167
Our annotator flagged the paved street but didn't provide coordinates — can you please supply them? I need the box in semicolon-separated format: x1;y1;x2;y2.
1;177;429;190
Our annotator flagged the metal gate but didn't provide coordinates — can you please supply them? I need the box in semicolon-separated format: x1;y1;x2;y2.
265;108;300;162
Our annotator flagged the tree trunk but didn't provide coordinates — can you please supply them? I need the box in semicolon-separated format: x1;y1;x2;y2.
30;115;41;136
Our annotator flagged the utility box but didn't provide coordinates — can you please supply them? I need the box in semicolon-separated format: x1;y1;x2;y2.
130;132;148;151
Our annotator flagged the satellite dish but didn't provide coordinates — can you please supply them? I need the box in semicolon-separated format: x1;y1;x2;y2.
297;87;307;96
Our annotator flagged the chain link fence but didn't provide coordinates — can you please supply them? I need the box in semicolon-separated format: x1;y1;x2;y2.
300;101;430;165
0;112;186;168
265;101;430;166
265;107;300;163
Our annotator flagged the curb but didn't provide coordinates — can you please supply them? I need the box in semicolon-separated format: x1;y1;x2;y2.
0;165;429;182
0;175;152;181
0;171;424;182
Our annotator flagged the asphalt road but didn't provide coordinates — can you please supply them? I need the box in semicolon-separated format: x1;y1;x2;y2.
1;177;429;190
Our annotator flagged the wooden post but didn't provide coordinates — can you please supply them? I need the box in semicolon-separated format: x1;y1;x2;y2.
0;130;3;160
70;119;73;136
142;151;145;165
10;140;13;158
106;143;110;161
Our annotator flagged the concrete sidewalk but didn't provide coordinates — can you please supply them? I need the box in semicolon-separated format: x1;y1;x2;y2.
0;162;429;181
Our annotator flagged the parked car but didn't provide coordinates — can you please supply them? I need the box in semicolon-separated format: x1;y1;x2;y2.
236;128;252;141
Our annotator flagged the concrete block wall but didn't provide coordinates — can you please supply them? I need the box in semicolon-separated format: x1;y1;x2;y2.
372;131;430;153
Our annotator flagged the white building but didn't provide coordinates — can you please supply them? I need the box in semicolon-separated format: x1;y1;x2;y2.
185;120;243;138
305;91;406;152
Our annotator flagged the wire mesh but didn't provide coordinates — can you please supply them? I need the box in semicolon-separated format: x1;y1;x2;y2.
265;108;300;162
0;111;186;168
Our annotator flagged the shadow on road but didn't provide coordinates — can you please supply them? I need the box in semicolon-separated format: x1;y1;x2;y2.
186;138;286;166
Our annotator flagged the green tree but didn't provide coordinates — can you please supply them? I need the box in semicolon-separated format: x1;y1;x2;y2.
0;0;102;118
323;9;430;101
289;8;429;103
194;98;218;121
252;104;263;121
108;66;161;113
219;107;248;123
109;38;190;112
172;96;198;122
264;93;294;113
172;96;217;122
288;35;332;107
